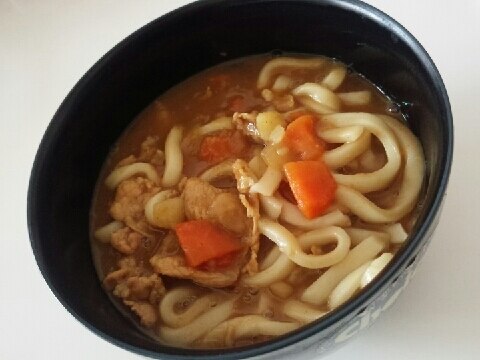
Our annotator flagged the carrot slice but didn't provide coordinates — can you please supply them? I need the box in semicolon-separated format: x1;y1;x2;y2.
175;220;243;268
283;160;337;219
199;130;246;163
282;114;325;160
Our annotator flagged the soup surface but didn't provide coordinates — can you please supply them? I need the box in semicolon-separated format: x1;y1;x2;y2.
90;54;425;348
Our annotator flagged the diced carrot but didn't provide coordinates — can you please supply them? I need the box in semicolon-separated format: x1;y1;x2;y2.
278;180;297;204
175;220;243;268
283;160;337;219
199;130;247;163
282;115;325;160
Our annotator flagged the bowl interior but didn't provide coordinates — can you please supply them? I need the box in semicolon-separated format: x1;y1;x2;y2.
28;0;452;358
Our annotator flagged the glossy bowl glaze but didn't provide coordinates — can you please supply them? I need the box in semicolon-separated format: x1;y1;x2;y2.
27;0;453;358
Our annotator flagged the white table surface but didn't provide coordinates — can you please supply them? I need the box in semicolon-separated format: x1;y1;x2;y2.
1;0;479;359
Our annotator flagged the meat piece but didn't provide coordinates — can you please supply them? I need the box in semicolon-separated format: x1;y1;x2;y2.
233;159;261;274
116;137;165;167
239;193;260;274
119;274;165;304
209;192;248;234
183;178;249;235
122;274;165;303
150;255;239;288
138;136;164;165
124;300;158;327
184;176;260;275
104;257;139;290
233;112;263;143
110;177;160;236
182;130;203;157
111;227;143;255
262;90;295;111
232;159;258;194
103;268;130;289
104;257;165;304
273;94;295;112
149;177;260;286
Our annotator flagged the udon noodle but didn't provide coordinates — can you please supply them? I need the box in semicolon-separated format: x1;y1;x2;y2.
90;54;425;349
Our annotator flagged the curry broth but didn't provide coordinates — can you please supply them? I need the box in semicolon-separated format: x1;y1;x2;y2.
90;53;410;348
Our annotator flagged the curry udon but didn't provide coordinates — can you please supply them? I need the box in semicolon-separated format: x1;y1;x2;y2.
90;54;425;348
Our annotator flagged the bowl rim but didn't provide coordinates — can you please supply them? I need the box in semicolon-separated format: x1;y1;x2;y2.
27;0;453;358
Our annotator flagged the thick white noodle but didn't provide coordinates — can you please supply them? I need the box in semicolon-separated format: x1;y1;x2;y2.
381;223;408;244
250;166;282;196
283;299;327;323
159;287;218;328
105;162;160;189
292;83;340;114
323;113;401;193
199;159;235;182
318;125;364;143
328;261;372;309
325;202;351;214
144;189;177;226
259;194;283;219
259;246;281;271
272;74;295;92
269;281;294;299
295;97;335;115
358;148;385;171
323;130;371;170
203;315;300;347
162;125;184;187
258;219;351;269
158;299;234;346
278;197;351;230
198;117;233;135
296;226;351;268
360;253;394;288
257;57;324;89
256;292;274;317
242;252;295;287
321;66;347;91
94;221;124;243
338;91;372;106
286;266;306;286
301;236;385;305
344;227;390;246
334;115;425;223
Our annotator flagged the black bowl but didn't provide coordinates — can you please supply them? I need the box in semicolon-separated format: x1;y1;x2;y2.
27;0;453;358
